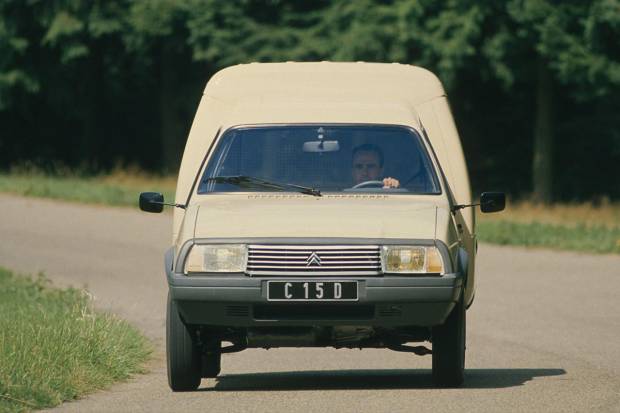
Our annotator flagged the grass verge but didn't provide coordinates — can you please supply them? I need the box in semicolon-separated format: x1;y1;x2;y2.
0;170;175;207
478;200;620;254
477;220;620;254
0;267;151;413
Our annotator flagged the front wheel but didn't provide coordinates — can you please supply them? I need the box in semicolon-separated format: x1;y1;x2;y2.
431;290;466;387
167;294;201;391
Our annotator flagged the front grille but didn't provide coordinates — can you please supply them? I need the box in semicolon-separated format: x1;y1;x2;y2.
246;245;382;276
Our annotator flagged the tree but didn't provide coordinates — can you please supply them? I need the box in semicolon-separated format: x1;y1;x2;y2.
36;0;130;163
127;0;200;172
0;0;39;110
480;0;620;203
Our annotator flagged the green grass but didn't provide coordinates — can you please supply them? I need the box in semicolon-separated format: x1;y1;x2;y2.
0;173;175;207
0;268;151;413
478;220;620;254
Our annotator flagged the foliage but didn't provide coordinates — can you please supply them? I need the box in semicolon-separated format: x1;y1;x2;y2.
0;1;38;109
0;0;619;200
0;267;151;412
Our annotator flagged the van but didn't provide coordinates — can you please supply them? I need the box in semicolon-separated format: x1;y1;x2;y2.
139;62;505;390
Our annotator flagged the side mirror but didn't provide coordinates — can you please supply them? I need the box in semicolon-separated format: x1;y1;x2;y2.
480;192;506;213
139;192;164;213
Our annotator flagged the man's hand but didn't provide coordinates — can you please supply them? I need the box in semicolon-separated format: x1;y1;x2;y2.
383;177;400;188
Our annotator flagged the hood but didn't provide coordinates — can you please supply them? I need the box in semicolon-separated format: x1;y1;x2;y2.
192;194;447;241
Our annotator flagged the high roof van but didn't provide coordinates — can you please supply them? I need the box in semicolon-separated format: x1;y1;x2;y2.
139;62;505;390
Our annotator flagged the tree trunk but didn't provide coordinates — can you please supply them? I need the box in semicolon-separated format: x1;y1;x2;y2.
532;58;554;204
160;40;185;173
81;40;104;168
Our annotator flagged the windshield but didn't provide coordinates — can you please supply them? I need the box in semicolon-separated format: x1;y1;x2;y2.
198;125;441;194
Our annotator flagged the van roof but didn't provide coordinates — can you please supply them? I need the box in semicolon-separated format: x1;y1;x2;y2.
204;62;446;126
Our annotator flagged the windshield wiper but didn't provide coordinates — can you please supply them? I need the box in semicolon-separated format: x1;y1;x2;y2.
204;175;322;197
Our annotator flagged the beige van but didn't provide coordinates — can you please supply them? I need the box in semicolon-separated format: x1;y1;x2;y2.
139;62;505;391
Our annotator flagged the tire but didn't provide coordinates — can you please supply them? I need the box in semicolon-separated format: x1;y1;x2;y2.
167;294;201;391
431;290;466;387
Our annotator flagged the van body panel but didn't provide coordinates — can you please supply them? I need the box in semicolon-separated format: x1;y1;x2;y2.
415;97;476;304
191;195;443;241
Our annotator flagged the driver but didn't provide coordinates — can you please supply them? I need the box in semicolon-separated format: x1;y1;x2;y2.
352;144;400;188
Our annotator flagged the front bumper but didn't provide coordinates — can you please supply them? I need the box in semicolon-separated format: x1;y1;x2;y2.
167;269;463;327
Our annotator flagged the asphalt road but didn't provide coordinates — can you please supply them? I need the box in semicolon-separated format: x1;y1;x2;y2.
1;194;619;412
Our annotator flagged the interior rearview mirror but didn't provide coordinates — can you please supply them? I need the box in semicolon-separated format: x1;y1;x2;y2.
480;192;506;213
303;140;340;153
139;192;164;213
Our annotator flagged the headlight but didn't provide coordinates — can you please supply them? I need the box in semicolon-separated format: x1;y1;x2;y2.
381;246;444;274
184;244;247;274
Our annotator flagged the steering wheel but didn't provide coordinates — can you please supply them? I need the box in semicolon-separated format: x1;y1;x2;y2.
352;180;384;189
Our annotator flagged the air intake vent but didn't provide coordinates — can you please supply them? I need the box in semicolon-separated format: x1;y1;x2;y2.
226;305;250;317
247;245;382;276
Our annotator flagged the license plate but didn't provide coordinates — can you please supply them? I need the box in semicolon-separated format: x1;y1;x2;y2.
267;281;358;301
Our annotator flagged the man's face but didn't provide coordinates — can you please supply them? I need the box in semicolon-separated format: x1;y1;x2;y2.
352;150;383;184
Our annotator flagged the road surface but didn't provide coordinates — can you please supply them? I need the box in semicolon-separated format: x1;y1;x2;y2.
1;194;619;412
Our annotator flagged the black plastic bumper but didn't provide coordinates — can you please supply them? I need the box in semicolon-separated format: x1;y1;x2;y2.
168;270;463;327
